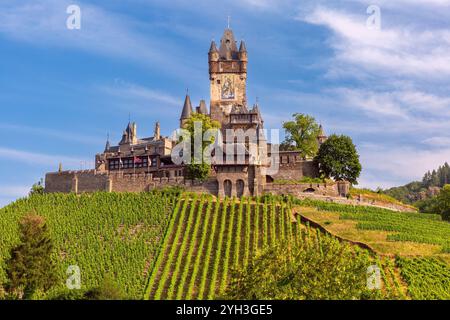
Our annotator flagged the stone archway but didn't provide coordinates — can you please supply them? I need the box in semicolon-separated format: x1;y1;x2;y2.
236;179;245;198
224;179;232;197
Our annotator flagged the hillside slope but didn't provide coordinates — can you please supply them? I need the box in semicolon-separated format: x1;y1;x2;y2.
0;192;177;298
1;192;450;300
145;195;298;299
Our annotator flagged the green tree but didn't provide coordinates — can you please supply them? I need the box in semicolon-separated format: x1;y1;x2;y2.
223;232;377;300
84;276;124;300
315;134;362;184
436;185;450;221
29;179;44;196
184;113;221;182
282;113;320;158
5;213;57;299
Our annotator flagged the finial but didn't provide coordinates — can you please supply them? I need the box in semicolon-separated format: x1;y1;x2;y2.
227;15;231;29
128;112;131;123
186;88;189;95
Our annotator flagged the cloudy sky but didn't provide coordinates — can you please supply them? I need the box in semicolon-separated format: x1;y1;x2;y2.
0;0;449;207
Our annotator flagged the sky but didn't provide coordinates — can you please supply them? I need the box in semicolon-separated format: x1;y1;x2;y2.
0;0;449;207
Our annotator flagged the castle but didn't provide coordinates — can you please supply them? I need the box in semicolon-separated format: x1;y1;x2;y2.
45;27;349;198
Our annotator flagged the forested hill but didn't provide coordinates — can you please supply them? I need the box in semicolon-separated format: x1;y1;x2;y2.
383;162;450;204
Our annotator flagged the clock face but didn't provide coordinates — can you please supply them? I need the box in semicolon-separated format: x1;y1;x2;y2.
221;77;235;100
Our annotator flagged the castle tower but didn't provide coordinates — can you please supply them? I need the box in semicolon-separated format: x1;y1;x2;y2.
317;125;327;145
154;121;161;140
209;28;248;126
180;94;193;128
119;122;138;145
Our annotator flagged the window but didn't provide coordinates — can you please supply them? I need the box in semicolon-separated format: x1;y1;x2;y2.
151;158;157;167
108;159;120;170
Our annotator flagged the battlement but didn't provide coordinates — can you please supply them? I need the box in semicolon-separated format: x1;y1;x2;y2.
45;170;218;195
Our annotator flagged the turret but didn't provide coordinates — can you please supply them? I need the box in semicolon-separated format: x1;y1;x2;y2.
154;121;161;140
119;121;138;145
209;40;219;62
239;40;247;60
104;133;111;152
180;94;193;128
197;100;208;115
317;124;327;145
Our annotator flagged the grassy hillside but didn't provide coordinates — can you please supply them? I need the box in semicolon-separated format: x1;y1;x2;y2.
1;192;450;300
0;192;178;299
295;198;450;256
145;194;300;299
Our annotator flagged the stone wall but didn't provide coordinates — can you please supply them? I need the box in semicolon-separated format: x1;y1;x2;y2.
271;157;320;181
45;170;218;195
263;182;340;197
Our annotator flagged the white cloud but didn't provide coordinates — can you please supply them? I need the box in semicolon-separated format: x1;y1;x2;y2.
97;80;183;117
0;147;89;168
0;123;104;145
299;6;450;79
422;136;450;147
0;0;199;78
0;185;30;198
359;143;450;187
99;81;182;107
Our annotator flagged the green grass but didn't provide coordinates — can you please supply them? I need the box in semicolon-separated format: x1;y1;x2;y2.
349;188;414;208
397;257;450;300
146;196;307;300
0;192;178;299
295;197;450;252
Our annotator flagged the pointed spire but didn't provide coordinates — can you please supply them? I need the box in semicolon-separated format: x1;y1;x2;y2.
209;40;218;53
197;100;208;115
219;27;238;60
154;121;161;140
317;124;327;145
318;124;326;137
180;94;193;120
104;133;111;152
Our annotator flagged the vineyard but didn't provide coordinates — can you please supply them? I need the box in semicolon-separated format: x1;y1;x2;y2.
396;257;450;300
0;191;178;299
1;192;450;300
294;198;450;252
145;194;304;300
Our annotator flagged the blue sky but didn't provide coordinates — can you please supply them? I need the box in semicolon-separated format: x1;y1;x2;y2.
1;0;449;207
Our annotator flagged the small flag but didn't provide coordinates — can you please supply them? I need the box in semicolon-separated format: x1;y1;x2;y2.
134;156;142;164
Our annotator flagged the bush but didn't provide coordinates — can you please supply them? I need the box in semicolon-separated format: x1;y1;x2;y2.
84;276;124;300
223;232;378;300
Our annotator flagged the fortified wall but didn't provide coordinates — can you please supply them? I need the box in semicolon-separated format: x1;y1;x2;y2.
45;170;344;197
45;170;219;194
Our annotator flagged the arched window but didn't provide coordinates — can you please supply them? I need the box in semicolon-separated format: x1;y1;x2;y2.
224;180;232;197
236;179;245;198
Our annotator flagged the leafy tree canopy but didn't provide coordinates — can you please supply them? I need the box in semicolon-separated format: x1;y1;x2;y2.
184;113;221;182
5;213;57;299
223;231;377;300
282;113;320;158
436;185;450;221
315;134;362;184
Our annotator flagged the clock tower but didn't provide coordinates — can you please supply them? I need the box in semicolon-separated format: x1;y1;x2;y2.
209;28;248;126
